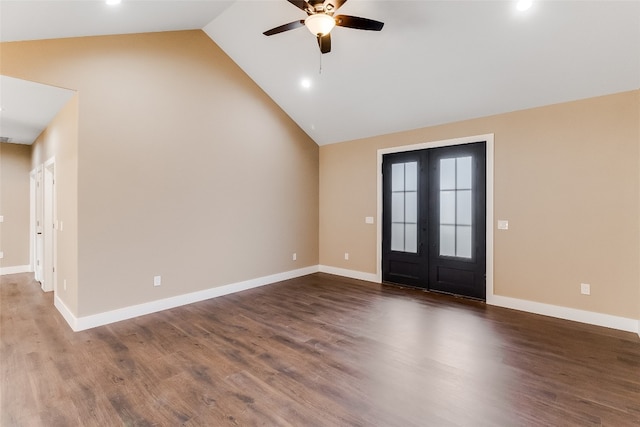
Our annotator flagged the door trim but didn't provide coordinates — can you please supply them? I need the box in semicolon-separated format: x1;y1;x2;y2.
377;134;494;302
43;157;56;293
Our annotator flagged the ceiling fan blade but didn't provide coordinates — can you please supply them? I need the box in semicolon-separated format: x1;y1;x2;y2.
317;33;331;54
334;15;384;31
324;0;347;13
263;20;306;36
287;0;309;12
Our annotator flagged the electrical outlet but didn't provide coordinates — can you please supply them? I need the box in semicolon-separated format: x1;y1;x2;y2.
292;253;297;261
344;253;349;260
0;215;4;223
63;279;67;291
0;251;3;259
154;276;162;287
580;283;590;295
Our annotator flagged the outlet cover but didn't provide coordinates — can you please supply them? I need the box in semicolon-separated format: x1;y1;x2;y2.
365;216;374;224
154;276;162;287
580;283;590;295
292;253;297;261
344;253;349;260
0;251;3;259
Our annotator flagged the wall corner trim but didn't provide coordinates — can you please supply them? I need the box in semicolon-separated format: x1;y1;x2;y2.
55;295;79;331
318;265;379;283
0;265;32;276
488;294;639;334
58;265;320;332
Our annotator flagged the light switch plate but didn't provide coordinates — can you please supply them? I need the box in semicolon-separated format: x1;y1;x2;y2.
365;216;374;224
0;252;4;259
0;215;4;223
497;220;509;230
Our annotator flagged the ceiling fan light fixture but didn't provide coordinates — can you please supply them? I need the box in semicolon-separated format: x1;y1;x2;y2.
305;14;335;36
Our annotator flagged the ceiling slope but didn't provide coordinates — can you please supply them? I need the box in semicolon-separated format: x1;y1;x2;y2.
1;1;639;146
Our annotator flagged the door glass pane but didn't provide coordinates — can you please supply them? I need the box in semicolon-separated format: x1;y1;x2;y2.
456;156;472;189
440;225;455;256
405;192;417;223
405;224;418;253
456;225;472;258
390;160;418;253
440;158;456;190
456;190;472;226
439;155;474;259
440;190;455;224
392;193;405;222
392;163;404;192
391;223;405;251
405;162;417;191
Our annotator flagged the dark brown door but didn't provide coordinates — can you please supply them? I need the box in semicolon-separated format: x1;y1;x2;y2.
382;142;486;300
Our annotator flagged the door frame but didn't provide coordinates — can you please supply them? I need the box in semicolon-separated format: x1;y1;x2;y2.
377;134;495;302
30;157;57;293
43;157;56;293
32;165;44;283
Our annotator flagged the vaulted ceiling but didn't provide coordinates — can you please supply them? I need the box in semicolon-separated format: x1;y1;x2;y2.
1;0;639;145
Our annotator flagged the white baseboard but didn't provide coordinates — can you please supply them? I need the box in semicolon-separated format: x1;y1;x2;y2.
488;294;639;335
317;266;639;336
58;265;320;332
54;295;79;331
318;265;379;283
0;265;32;276
53;263;640;338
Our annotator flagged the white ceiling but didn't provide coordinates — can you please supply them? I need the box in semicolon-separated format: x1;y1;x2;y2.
1;0;639;146
0;76;75;144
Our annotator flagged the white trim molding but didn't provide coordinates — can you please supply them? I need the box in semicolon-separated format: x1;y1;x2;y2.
0;265;32;276
489;294;639;334
57;265;320;332
318;265;378;283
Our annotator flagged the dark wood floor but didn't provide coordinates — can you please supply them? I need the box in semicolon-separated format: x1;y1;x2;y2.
1;272;639;426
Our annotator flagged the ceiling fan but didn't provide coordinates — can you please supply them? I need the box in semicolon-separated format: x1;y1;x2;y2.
263;0;384;54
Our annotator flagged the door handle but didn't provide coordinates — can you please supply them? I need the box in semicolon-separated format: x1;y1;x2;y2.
37;232;42;235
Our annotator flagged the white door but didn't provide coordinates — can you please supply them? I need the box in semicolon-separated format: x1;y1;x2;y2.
34;167;44;283
42;162;55;292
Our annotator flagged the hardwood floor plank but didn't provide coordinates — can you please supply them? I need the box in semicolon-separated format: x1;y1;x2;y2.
2;272;640;426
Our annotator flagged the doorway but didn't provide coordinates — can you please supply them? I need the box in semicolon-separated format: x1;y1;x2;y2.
43;160;56;292
31;159;56;292
381;141;487;300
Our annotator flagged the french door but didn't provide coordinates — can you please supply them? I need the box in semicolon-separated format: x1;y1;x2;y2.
382;142;486;300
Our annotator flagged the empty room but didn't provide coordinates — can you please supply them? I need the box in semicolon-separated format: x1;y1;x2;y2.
1;0;639;425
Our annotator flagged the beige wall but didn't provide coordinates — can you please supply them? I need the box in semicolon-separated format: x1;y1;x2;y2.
31;95;80;314
320;90;640;320
1;30;319;317
0;142;31;268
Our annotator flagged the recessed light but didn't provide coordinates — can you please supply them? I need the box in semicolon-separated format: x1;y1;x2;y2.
301;78;312;89
106;0;121;5
516;0;533;11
